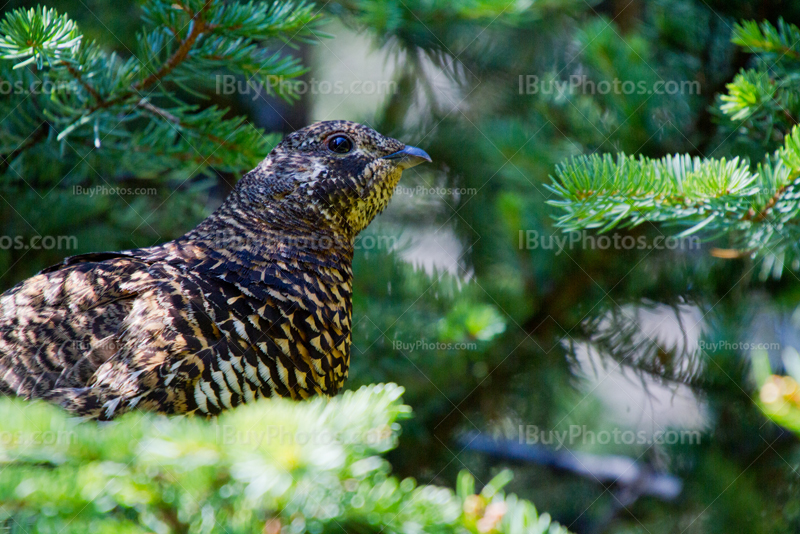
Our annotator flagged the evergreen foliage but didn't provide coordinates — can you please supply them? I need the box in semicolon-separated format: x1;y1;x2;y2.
0;384;569;534
549;19;800;268
0;1;319;180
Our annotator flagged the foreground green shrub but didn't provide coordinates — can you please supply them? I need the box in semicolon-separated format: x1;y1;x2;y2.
0;384;569;534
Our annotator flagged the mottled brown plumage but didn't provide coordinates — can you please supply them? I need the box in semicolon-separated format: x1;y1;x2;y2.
0;120;430;420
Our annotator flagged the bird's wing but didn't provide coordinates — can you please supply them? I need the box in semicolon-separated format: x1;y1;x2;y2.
0;246;350;420
38;251;138;273
0;247;264;419
0;255;149;400
0;252;231;419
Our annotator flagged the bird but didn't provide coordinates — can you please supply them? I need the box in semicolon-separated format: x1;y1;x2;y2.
0;120;431;420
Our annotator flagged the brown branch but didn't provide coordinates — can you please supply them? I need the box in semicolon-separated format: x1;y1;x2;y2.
63;61;101;101
783;107;799;126
0;121;49;174
766;42;800;61
132;1;212;92
742;181;793;222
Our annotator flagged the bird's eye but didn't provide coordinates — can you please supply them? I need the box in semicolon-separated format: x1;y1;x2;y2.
327;135;353;154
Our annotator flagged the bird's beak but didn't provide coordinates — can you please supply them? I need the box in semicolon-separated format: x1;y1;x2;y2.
382;145;432;170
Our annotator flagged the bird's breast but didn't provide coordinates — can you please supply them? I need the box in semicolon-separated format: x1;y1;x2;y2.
197;258;353;403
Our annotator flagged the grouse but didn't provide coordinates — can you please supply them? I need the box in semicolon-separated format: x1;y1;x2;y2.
0;120;431;420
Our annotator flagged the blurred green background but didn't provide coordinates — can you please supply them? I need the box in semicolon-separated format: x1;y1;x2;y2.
4;0;800;532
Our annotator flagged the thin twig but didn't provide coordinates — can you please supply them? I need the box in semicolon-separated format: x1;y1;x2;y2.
0;121;49;174
63;62;101;101
742;180;795;222
133;2;212;91
136;99;180;124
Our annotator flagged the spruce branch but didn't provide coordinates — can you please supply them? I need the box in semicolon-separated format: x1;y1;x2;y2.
548;16;800;270
0;0;321;181
547;152;759;232
547;125;800;258
732;18;800;61
717;18;800;143
134;0;214;92
0;6;82;68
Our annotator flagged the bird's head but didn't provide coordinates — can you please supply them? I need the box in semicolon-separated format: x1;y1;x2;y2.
242;120;431;237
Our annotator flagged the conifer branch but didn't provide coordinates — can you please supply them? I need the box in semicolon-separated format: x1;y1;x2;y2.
134;1;213;92
0;1;321;180
548;17;800;271
0;120;48;174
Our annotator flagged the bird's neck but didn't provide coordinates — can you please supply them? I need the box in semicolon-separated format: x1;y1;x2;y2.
181;186;356;275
